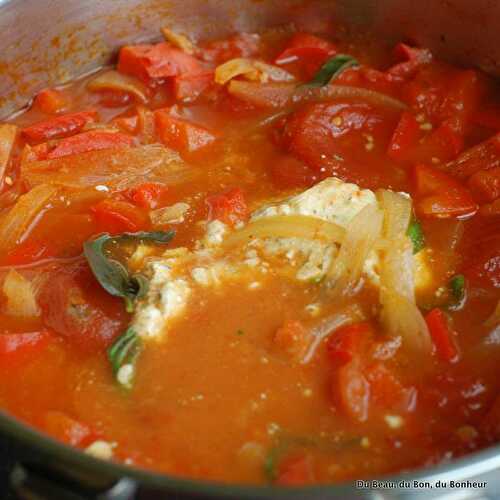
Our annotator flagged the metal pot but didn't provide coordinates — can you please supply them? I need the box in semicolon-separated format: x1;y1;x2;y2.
0;0;500;498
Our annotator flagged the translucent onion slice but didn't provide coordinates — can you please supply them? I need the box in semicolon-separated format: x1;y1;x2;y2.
228;80;407;110
0;124;17;185
224;215;346;248
87;70;148;103
0;184;58;254
302;304;365;364
326;203;383;296
2;269;40;318
377;189;412;240
379;237;431;353
161;27;196;54
215;59;294;86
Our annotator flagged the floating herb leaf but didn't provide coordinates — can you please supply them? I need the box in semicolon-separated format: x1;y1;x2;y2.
449;274;465;302
303;54;359;88
407;218;425;254
108;327;142;389
83;231;175;312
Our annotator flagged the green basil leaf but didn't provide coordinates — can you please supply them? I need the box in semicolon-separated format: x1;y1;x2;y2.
304;54;359;88
108;327;142;388
83;230;175;311
449;274;465;302
407;218;425;254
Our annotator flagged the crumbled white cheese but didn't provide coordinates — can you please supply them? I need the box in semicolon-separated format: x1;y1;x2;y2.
385;415;404;429
85;440;115;460
204;220;228;246
117;364;135;388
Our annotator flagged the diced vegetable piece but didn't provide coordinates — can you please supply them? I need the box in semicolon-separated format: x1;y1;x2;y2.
215;58;294;86
387;112;420;161
407;218;426;254
22;111;97;142
22;144;193;190
413;164;478;218
276;454;315;485
87;70;149;103
43;411;92;447
90;199;148;234
274;320;312;363
45;131;134;160
333;361;370;422
327;203;383;296
150;202;190;226
118;42;203;83
126;182;169;209
0;331;52;369
0;123;17;185
387;43;432;80
467;166;500;203
2;269;40;318
206;187;248;226
154;109;217;156
425;308;460;362
0;184;58;255
172;71;214;102
33;88;68;114
326;322;372;366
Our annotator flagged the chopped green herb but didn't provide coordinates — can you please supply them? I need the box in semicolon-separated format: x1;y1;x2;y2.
407;218;425;254
108;327;142;389
83;231;175;312
303;54;359;88
449;274;466;302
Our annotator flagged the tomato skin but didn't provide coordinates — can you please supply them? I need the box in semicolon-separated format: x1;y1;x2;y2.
0;331;53;369
172;71;214;102
276;454;315;486
125;182;169;210
269;155;316;189
413;164;478;218
90;198;148;234
45;131;134;160
43;411;93;447
154;109;218;157
22;111;98;143
33;88;68;115
118;43;203;84
205;187;248;226
387;111;421;162
387;43;432;81
425;308;460;363
39;263;127;352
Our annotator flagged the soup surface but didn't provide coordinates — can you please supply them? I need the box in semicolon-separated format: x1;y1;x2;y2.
0;19;499;485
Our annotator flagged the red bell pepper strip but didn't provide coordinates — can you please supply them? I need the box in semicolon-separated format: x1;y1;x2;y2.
45;131;134;160
125;182;169;210
326;322;373;367
205;187;248;226
22;111;98;142
413;164;478;218
118;42;204;84
90;198;148;234
425;308;460;362
154;109;217;156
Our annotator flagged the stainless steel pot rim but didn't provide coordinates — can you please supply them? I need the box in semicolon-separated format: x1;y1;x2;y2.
2;409;499;497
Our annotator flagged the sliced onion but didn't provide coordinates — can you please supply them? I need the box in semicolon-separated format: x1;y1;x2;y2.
22;145;196;190
216;59;294;86
150;202;190;226
0;184;57;254
224;215;346;248
378;189;412;240
379;237;431;353
2;269;40;318
302;304;365;364
228;80;407;110
87;70;148;103
0;124;17;185
326;203;383;296
161;27;196;54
